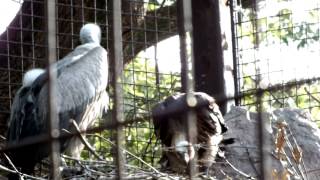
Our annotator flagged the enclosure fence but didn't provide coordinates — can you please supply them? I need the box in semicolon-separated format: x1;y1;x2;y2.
0;0;320;179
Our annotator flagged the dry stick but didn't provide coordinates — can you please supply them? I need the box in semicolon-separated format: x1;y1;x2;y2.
245;147;259;176
224;158;255;179
63;155;152;174
62;155;110;165
1;153;45;180
285;123;309;180
0;135;6;141
61;155;107;178
88;134;177;180
279;124;305;179
3;153;23;179
71;120;104;161
0;164;46;180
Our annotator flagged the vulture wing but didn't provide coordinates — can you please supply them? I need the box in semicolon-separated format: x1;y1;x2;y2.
152;92;227;144
7;87;32;142
152;92;229;172
34;46;108;133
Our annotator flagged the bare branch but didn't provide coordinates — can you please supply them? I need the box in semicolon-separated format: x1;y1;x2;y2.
71;120;104;161
1;153;46;180
88;133;177;180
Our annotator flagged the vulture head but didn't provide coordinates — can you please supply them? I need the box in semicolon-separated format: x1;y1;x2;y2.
80;23;101;44
152;92;233;174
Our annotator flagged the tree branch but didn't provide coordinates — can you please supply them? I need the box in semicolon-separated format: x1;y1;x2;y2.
70;120;104;161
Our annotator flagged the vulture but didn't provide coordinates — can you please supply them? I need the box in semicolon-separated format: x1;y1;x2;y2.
152;92;232;174
6;23;109;179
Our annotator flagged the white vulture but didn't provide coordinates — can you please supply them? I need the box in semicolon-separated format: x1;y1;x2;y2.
6;23;109;178
152;92;232;174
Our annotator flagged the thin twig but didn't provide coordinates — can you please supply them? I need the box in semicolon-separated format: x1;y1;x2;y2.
88;134;177;180
71;120;104;161
61;154;110;165
245;147;259;176
224;158;255;179
3;153;23;179
0;135;6;141
1;154;45;180
285;122;308;180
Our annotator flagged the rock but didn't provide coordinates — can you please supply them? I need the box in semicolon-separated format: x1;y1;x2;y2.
211;106;320;180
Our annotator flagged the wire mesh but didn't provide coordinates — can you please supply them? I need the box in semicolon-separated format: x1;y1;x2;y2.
2;0;319;179
231;0;320;179
232;0;320;122
0;0;180;179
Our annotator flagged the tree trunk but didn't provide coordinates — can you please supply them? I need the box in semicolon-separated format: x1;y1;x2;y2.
192;0;230;114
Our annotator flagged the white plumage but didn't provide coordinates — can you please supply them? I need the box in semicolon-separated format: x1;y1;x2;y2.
22;68;45;87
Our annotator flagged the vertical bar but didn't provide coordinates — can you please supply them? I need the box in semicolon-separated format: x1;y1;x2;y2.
257;88;271;179
229;0;240;106
19;7;24;78
111;0;125;179
31;0;36;68
46;0;61;179
81;0;85;23
70;0;74;49
7;23;12;108
178;0;198;178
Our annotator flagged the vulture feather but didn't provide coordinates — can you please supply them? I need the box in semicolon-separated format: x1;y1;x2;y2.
152;92;231;173
6;23;109;179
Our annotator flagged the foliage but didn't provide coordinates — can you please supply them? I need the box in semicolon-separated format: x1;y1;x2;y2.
122;56;181;166
90;55;181;167
237;0;320;124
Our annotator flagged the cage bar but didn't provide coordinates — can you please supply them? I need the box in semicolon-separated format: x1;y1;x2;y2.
178;0;197;178
46;0;61;179
111;0;126;179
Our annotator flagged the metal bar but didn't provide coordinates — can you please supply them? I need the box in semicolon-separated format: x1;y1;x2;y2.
112;0;126;179
257;87;271;180
46;0;61;179
230;0;240;106
70;0;74;49
19;7;24;77
178;0;197;178
6;19;12;108
31;0;36;68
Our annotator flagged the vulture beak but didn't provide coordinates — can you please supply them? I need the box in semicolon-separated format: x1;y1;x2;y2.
174;140;195;165
177;151;190;165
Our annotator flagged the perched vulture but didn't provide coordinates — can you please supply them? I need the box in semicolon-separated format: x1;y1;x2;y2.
6;23;109;179
152;92;231;173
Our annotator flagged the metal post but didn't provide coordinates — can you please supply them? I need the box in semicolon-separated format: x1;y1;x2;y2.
229;0;240;106
178;0;198;178
257;88;271;179
47;0;61;179
112;0;126;179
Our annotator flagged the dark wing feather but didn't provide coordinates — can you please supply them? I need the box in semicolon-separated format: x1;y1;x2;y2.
35;46;108;130
152;92;228;145
7;87;32;142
